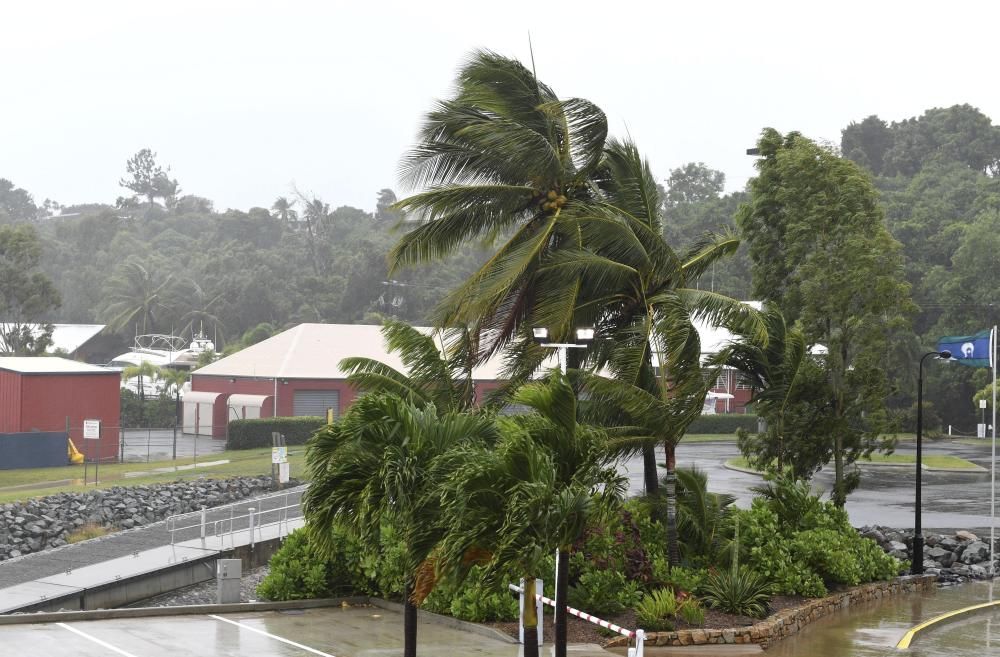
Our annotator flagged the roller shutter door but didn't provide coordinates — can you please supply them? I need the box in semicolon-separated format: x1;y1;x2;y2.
293;390;339;418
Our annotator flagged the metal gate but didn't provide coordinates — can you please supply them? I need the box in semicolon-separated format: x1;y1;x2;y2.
292;390;339;418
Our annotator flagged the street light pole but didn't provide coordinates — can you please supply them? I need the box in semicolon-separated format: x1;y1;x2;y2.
913;349;952;575
531;325;593;657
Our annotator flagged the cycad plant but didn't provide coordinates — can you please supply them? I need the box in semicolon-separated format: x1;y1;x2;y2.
700;518;771;619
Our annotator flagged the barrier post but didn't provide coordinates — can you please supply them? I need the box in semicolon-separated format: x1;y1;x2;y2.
518;578;525;645
248;507;255;548
200;506;207;540
628;629;645;657
535;577;543;646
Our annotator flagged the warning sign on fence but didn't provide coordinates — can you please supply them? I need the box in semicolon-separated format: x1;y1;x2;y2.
83;419;101;440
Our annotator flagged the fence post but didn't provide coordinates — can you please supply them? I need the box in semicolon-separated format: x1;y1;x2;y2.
535;578;543;646
518;578;525;645
200;506;207;540
629;629;645;657
248;507;255;548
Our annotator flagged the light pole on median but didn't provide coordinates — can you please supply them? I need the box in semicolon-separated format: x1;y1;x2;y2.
912;349;952;575
531;325;593;657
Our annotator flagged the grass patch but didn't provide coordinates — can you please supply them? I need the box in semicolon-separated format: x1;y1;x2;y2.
726;454;980;473
682;434;739;443
859;453;980;469
0;448;308;504
66;523;110;544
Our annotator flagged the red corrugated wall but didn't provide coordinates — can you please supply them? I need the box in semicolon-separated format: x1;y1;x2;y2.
0;369;22;433
192;376;360;419
20;372;121;460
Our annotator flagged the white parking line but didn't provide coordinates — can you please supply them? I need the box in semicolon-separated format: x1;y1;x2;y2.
208;614;338;657
56;622;142;657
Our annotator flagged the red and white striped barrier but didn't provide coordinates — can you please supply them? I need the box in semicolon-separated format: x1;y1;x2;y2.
508;582;645;657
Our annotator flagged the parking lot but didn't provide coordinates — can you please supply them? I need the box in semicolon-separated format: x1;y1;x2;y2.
0;606;566;657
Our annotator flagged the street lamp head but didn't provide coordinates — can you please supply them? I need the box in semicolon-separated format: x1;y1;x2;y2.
531;327;549;343
938;350;952;360
575;327;595;344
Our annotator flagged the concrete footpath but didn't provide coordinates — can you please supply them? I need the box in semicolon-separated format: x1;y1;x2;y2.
0;486;305;613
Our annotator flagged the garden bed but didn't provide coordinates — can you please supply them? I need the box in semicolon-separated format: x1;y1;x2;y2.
598;575;936;649
487;595;807;645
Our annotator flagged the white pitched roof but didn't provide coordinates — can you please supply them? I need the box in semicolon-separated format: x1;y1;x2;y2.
194;314;755;383
194;323;522;381
0;357;115;375
0;323;105;355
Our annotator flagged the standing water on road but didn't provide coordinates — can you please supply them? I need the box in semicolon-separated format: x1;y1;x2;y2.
766;581;999;657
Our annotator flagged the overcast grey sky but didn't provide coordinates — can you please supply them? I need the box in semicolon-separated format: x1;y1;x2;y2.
3;0;998;213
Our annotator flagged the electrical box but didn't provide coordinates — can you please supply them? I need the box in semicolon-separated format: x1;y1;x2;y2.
217;558;242;604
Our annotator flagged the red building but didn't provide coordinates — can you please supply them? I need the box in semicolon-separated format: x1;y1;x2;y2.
189;316;757;440
188;324;513;439
0;357;121;461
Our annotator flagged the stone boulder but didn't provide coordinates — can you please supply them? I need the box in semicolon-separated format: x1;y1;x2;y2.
961;541;989;564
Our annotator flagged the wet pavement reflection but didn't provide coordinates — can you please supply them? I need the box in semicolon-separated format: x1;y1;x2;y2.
622;440;1000;533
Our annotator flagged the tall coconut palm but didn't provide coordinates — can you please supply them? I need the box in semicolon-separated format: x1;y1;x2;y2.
102;257;174;335
339;319;477;412
303;394;497;657
390;50;610;361
547;139;764;496
438;372;624;657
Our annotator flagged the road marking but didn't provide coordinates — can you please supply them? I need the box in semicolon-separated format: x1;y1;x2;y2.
896;599;1000;649
209;614;338;656
56;622;142;657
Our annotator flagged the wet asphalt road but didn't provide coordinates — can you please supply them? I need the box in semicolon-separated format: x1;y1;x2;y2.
622;440;1000;534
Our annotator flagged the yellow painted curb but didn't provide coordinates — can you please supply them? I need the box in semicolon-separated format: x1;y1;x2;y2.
896;599;1000;649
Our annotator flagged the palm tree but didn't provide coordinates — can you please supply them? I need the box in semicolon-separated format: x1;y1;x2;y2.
121;361;162;407
582;356;711;566
339;319;477;412
271;196;298;224
390;50;610;362
303;394;498;657
553;140;764;496
102;257;174;334
719;305;822;477
172;279;225;344
438;372;624;657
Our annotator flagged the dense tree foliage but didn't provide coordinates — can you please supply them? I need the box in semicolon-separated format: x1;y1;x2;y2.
737;129;913;506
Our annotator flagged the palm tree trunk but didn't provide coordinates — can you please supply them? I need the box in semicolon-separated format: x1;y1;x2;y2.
403;580;418;657
555;549;568;657
642;444;659;495
523;577;540;657
664;442;680;565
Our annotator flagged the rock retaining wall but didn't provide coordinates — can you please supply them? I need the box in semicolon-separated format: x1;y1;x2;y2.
0;476;282;560
861;525;1000;583
606;575;936;650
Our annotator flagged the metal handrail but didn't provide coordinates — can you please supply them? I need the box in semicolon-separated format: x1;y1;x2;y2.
166;489;305;545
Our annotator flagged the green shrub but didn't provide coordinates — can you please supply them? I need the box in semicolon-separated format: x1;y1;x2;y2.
257;528;343;600
568;570;641;616
700;565;771;618
227;416;326;449
656;565;708;595
678;597;705;626
120;389;177;428
422;566;519;622
686;414;758;434
736;475;903;597
635;588;680;631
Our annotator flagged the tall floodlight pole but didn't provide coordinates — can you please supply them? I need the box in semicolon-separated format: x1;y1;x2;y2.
990;326;997;579
531;326;593;657
912;349;952;575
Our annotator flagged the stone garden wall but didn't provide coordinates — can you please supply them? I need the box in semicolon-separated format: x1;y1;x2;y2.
606;575;936;650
